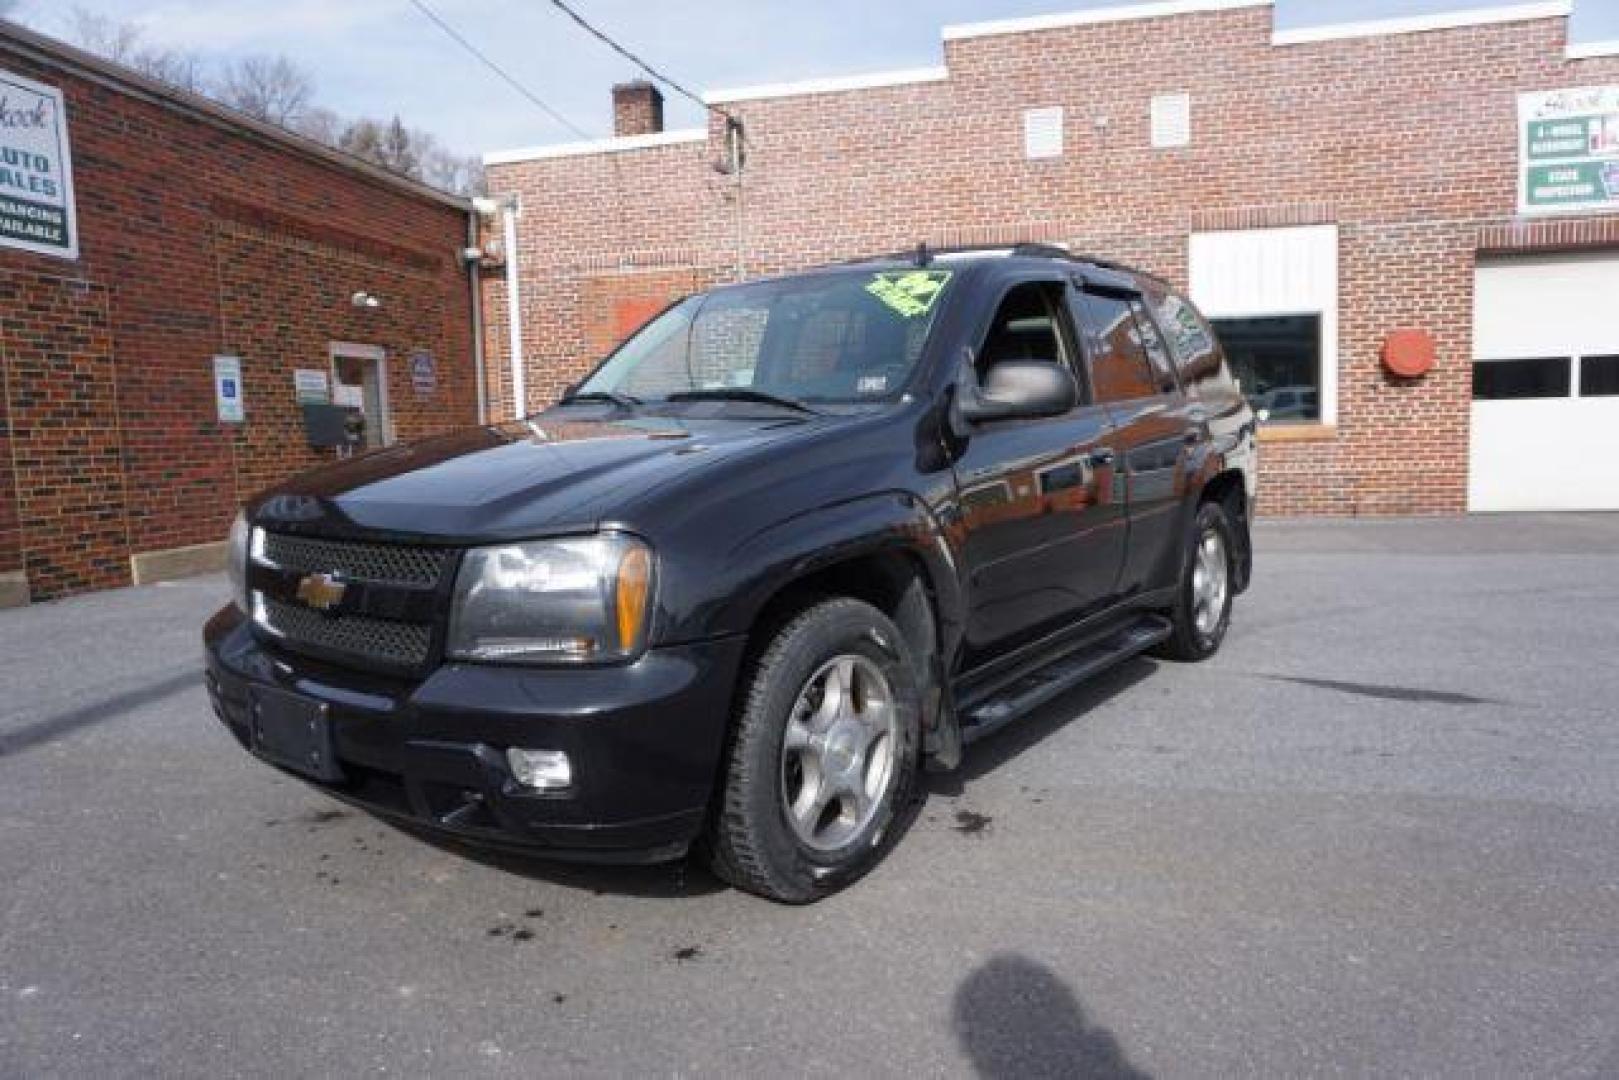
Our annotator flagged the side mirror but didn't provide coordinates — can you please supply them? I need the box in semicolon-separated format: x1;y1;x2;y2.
958;361;1078;424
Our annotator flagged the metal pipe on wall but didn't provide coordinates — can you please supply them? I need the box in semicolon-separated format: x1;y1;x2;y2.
466;208;488;425
501;198;526;419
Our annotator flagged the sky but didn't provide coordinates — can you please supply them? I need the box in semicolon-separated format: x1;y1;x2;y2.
10;0;1619;157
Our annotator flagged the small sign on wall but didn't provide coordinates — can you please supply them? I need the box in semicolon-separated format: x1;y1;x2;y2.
409;349;437;396
213;356;244;424
293;368;330;404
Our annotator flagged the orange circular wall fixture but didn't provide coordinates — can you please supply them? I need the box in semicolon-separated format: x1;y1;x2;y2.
1382;329;1436;378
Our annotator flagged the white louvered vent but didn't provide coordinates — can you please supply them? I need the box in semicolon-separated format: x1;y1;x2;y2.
1023;107;1064;160
1151;93;1191;149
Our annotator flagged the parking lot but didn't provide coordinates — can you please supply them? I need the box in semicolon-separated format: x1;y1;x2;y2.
3;514;1618;1077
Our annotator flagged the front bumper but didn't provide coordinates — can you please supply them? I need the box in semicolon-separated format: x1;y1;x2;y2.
204;605;745;863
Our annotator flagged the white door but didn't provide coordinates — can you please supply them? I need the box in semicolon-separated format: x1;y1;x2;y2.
1470;253;1619;512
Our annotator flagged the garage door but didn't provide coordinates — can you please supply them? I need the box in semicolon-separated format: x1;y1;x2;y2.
1470;253;1619;512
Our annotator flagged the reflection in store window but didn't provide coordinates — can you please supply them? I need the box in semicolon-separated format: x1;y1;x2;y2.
1210;315;1322;424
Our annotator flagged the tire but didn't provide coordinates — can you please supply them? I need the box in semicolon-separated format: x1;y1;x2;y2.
707;598;922;903
1154;500;1236;662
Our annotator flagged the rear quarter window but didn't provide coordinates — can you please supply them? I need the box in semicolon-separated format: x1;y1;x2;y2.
1150;287;1236;395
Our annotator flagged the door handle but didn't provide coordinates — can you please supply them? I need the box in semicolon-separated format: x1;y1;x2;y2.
1088;447;1115;467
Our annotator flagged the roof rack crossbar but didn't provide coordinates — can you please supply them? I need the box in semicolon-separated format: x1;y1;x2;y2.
832;242;1171;288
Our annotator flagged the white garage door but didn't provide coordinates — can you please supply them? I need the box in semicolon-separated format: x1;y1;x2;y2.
1470;253;1619;512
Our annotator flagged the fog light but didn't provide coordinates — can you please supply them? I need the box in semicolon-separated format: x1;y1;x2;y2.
507;748;572;791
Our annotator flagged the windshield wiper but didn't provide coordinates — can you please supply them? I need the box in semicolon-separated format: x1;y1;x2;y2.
666;388;820;415
559;390;642;409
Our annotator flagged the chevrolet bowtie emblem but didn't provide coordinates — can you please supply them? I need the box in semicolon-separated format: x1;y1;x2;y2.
295;572;347;611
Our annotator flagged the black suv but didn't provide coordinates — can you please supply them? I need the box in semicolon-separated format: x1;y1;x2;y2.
205;245;1257;902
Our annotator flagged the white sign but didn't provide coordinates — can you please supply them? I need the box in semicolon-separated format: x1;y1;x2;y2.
213;356;244;424
409;349;437;395
0;68;78;260
1519;86;1619;216
332;383;363;409
293;368;330;404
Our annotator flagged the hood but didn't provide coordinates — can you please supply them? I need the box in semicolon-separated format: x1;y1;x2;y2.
250;409;819;542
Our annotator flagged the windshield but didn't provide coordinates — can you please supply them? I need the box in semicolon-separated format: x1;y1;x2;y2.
576;268;955;406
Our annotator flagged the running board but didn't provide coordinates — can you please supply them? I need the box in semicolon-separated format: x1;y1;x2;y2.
959;615;1172;744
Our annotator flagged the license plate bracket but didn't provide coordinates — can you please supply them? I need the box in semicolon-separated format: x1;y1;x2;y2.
250;686;342;782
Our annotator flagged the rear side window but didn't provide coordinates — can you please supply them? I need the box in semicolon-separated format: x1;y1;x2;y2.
1149;288;1233;393
1129;298;1179;394
1077;291;1157;402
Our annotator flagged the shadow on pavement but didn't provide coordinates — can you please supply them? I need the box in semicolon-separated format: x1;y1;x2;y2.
953;954;1149;1079
0;666;202;757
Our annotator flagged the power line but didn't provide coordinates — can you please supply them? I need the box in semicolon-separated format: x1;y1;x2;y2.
541;0;742;130
407;0;594;141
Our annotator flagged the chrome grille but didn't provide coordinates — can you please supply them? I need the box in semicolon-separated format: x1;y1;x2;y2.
260;597;432;668
260;533;447;588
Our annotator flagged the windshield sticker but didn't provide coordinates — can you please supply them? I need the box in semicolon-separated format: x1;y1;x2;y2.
857;375;888;394
866;270;952;319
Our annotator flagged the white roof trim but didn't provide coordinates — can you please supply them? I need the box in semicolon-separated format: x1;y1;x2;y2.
1272;1;1570;46
483;128;706;166
943;0;1271;41
704;66;948;105
1568;38;1619;59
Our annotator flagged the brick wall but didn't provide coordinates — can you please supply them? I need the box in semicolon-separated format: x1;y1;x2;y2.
0;272;129;595
0;29;477;600
484;4;1619;516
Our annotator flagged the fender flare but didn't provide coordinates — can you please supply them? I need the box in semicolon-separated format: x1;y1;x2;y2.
716;490;963;650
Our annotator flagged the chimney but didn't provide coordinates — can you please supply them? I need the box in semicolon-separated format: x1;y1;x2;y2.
612;80;664;138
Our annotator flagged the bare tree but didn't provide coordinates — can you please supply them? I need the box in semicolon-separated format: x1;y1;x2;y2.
338;116;418;175
49;5;480;194
413;129;486;196
292;106;345;147
69;7;142;62
420;145;486;197
66;6;208;94
217;54;313;126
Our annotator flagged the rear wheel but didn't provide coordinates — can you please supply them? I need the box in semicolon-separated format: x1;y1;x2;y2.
707;598;921;903
1154;501;1235;662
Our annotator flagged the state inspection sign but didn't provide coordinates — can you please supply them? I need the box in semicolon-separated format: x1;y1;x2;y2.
0;68;78;260
1520;85;1619;216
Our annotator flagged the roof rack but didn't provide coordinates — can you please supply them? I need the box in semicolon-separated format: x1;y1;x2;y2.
835;242;1172;288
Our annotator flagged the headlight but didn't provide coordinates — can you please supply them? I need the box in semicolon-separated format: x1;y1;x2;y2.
447;534;654;664
226;510;252;613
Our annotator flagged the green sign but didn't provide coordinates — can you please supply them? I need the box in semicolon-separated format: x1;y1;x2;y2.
866;270;952;319
1519;87;1619;216
1524;163;1614;207
0;68;77;260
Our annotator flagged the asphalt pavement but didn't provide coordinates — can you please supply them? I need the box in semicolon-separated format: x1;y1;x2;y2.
3;514;1618;1078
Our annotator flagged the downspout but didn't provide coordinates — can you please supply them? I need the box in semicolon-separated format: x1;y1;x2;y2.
501;197;526;419
466;206;488;425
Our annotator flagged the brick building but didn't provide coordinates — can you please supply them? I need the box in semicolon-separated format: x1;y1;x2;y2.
0;22;482;606
481;0;1619;517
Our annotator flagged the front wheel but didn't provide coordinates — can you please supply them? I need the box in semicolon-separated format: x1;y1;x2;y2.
707;598;921;903
1154;501;1236;662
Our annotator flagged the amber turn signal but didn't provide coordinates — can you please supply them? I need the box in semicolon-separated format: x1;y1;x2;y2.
615;543;653;651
